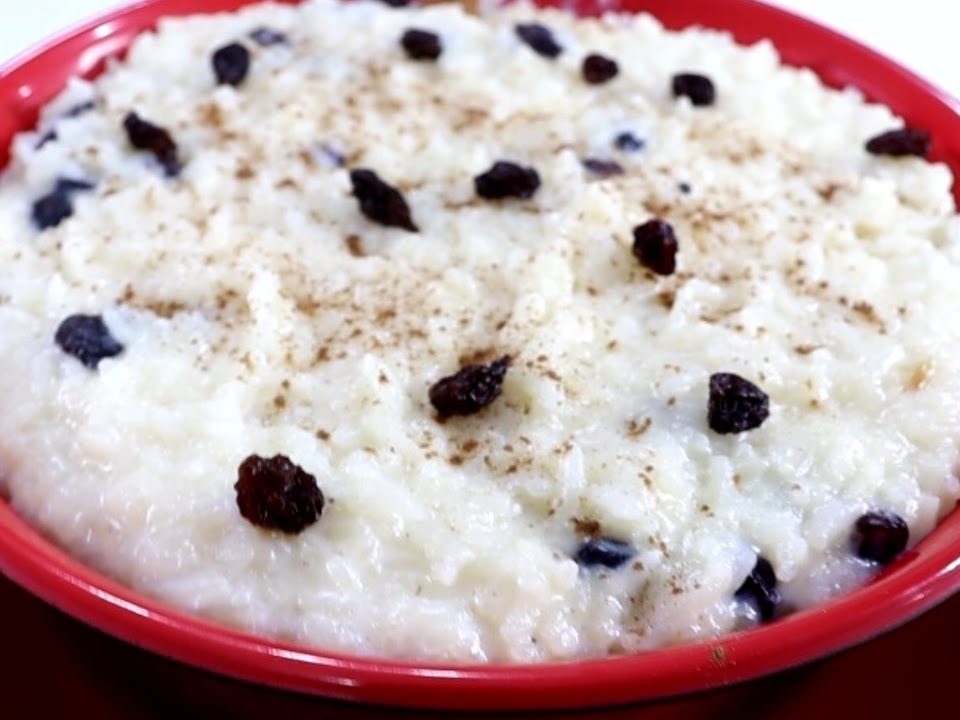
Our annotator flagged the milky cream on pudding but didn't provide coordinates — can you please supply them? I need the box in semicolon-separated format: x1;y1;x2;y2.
0;0;958;662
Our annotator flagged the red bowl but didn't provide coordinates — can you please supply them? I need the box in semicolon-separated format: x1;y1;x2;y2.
1;0;959;711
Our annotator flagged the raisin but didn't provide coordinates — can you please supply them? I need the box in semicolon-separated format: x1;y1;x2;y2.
349;168;418;232
123;112;182;177
582;53;619;84
235;454;325;534
707;372;770;434
515;23;563;59
865;128;931;158
401;29;442;60
212;42;251;86
678;181;692;194
54;314;124;369
379;0;411;6
614;131;644;153
474;161;540;200
36;101;96;149
54;177;95;194
735;556;780;622
31;192;72;230
632;219;678;276
249;27;288;46
582;158;624;177
319;143;345;167
429;355;511;417
575;537;635;569
852;511;909;564
64;100;96;118
31;177;95;230
35;131;58;150
672;73;716;106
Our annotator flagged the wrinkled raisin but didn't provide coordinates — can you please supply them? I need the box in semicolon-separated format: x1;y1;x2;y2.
349;168;418;232
865;128;931;157
708;372;770;434
429;355;511;417
31;177;95;230
54;177;95;194
852;511;909;564
319;143;345;167
735;556;780;622
614;131;644;152
235;454;325;534
515;23;563;58
123;112;182;177
64;100;96;118
672;73;716;106
474;161;540;200
35;130;58;149
212;42;251;86
401;28;442;60
36;102;97;149
582;53;619;84
632;219;678;276
31;192;72;230
249;27;288;46
54;314;124;369
582;158;624;177
575;537;635;569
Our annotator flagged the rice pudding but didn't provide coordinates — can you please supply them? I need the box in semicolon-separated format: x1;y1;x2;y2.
0;0;958;662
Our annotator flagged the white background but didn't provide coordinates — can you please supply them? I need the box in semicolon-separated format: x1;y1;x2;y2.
1;1;957;98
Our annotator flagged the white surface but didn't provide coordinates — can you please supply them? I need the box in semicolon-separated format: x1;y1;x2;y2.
0;1;958;98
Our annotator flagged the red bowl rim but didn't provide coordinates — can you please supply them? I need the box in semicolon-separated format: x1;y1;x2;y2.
1;0;960;710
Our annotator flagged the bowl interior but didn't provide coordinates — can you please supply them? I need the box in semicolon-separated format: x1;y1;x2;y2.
1;0;959;711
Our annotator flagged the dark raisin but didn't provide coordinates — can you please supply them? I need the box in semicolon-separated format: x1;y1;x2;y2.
319;143;345;167
678;181;692;194
31;177;95;230
212;42;251;87
852;511;909;564
515;23;563;59
575;537;635;569
865;128;931;158
582;158;624;177
37;101;96;149
235;454;325;534
672;73;716;106
734;556;780;622
474;161;540;200
614;132;644;153
707;372;770;434
35;130;58;149
582;53;619;84
249;27;288;46
401;28;442;60
379;0;411;6
349;168;418;232
429;355;511;417
31;191;73;230
54;177;95;194
54;314;124;369
64;100;96;118
632;219;678;276
123;112;182;177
